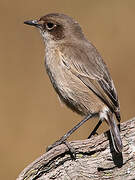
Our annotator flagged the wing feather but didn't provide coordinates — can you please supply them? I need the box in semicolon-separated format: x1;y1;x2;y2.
59;43;120;120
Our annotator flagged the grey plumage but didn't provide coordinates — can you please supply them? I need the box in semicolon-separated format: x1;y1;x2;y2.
24;13;123;152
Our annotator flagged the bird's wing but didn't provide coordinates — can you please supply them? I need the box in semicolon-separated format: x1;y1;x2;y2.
59;43;120;120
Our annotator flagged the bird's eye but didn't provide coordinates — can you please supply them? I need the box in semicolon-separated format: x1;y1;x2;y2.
46;22;56;30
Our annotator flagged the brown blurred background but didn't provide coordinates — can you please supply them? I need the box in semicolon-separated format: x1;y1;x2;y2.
1;0;135;179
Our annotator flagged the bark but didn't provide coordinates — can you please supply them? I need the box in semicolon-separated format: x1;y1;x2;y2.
17;117;135;180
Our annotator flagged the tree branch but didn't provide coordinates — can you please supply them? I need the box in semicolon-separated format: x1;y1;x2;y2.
17;117;135;180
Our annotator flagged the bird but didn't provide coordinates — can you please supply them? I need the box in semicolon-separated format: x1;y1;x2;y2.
24;13;123;153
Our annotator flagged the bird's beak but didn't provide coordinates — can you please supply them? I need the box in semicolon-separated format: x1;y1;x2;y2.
24;20;40;28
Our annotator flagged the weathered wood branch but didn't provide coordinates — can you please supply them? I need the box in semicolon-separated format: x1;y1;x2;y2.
17;117;135;180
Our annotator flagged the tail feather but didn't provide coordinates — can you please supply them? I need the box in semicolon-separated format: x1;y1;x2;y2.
100;107;123;153
109;116;123;152
115;108;121;123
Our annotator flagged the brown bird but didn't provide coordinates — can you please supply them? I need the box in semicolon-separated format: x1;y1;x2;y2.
24;13;123;153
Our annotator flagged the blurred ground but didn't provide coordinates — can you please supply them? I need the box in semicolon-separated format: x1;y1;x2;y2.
0;0;135;179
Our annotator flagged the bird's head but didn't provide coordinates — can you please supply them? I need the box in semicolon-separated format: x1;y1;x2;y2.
24;13;84;43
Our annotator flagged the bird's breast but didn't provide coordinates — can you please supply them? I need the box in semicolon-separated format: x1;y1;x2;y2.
45;47;73;99
44;47;104;115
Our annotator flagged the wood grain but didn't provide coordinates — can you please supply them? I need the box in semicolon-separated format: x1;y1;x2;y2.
17;117;135;180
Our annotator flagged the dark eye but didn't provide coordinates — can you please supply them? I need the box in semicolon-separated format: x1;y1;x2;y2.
46;22;56;30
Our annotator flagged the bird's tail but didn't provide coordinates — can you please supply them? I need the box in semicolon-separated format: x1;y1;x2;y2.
100;107;123;153
106;111;123;152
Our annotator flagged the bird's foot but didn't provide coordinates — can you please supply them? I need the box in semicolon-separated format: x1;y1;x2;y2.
88;131;98;139
46;137;76;159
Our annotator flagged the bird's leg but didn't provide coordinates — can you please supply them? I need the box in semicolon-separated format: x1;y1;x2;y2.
46;113;96;154
87;119;102;139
